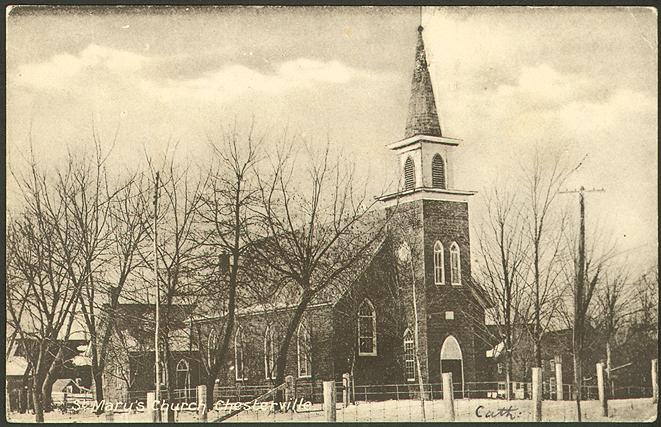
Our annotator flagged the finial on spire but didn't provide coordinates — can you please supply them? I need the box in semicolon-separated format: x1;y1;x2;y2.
418;25;424;33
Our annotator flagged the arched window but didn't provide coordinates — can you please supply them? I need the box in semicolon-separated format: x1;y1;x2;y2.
207;328;218;366
297;321;312;378
450;242;461;285
433;241;445;285
234;326;246;381
176;359;191;397
432;154;446;189
358;299;377;356
404;157;416;191
264;326;275;380
403;329;415;382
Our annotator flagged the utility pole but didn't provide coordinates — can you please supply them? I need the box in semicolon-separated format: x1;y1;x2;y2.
559;185;604;422
153;171;161;422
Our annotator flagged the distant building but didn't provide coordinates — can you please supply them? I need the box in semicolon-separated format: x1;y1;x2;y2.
6;339;92;412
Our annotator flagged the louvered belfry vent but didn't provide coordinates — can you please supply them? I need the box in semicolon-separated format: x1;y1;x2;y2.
432;154;446;189
404;157;416;190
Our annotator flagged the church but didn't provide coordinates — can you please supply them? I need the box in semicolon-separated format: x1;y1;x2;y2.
205;24;490;392
104;25;491;401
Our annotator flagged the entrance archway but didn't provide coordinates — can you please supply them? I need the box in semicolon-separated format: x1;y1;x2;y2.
440;335;464;398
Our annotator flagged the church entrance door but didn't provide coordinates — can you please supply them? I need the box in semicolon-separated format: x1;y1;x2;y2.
440;335;465;398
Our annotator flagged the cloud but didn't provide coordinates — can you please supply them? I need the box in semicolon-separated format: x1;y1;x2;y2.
147;57;387;103
495;64;607;110
14;44;146;90
12;43;389;104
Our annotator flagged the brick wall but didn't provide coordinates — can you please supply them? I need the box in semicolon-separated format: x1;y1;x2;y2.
421;198;488;384
333;237;413;385
215;305;335;387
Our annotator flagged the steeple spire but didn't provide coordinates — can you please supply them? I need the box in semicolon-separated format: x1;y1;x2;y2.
405;25;442;139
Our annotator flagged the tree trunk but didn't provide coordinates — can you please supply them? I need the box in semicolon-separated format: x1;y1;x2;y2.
534;246;542;368
166;364;175;422
573;351;582;422
202;251;240;413
606;341;613;396
275;290;313;386
42;347;64;413
505;351;512;401
41;379;54;413
33;378;44;423
206;376;216;412
93;365;104;415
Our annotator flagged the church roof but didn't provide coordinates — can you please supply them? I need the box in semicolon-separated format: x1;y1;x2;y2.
404;26;442;139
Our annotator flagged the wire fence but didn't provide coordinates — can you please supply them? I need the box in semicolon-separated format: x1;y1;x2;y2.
5;380;656;422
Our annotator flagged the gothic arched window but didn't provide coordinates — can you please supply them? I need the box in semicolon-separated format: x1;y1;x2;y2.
297;321;312;378
403;329;415;381
432;154;446;189
176;359;190;397
234;326;246;381
434;241;445;285
404;157;416;191
358;299;377;356
450;242;461;285
264;326;275;380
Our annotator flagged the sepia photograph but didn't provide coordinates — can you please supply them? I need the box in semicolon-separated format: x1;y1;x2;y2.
4;5;658;423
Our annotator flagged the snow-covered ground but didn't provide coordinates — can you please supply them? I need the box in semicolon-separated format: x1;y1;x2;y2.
6;398;657;423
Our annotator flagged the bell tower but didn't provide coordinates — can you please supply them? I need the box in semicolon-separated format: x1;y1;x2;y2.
379;24;486;387
379;25;474;205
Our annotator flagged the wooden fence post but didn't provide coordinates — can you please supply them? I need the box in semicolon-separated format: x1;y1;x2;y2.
147;392;157;423
532;367;542;422
197;385;207;421
597;363;608;417
652;359;658;404
323;381;336;422
555;360;563;400
342;373;351;407
105;404;114;422
442;372;455;421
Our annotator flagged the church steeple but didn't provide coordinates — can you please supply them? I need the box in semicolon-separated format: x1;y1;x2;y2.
379;24;475;205
405;26;442;139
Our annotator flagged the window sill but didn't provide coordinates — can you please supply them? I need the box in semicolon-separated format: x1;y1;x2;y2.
298;375;312;379
406;378;416;383
358;352;377;357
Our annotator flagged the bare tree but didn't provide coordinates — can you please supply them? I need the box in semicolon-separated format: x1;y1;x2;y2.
520;149;576;368
595;269;636;394
472;187;532;399
143;153;208;422
632;264;659;339
51;138;150;414
194;124;262;407
250;143;388;387
88;172;151;412
558;203;615;422
6;157;85;422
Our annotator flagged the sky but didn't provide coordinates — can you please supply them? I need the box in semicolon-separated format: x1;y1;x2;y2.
6;6;658;272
